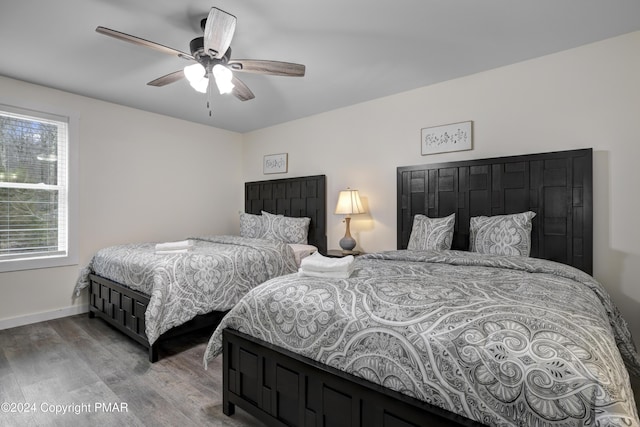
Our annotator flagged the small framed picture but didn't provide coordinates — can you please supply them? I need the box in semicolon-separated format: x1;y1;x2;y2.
263;153;288;174
421;121;473;155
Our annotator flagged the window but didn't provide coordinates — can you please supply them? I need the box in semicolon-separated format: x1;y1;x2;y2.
0;103;77;272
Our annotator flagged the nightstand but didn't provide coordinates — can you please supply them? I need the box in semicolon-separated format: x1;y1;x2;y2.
325;249;363;258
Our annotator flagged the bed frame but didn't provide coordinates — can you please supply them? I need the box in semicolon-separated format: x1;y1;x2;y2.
220;149;593;426
88;275;227;362
88;174;327;362
222;329;483;427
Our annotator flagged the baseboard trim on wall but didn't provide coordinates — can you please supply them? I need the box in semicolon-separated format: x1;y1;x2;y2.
0;304;89;330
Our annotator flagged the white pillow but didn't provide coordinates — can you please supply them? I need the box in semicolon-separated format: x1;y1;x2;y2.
469;211;536;257
407;213;455;250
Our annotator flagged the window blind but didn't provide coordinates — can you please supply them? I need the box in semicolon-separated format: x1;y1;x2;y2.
0;106;69;262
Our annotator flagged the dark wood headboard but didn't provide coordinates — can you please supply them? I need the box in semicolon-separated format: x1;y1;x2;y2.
397;149;593;274
245;175;327;255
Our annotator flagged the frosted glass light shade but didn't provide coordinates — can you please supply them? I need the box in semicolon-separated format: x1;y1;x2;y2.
184;63;205;81
184;63;209;93
213;64;235;94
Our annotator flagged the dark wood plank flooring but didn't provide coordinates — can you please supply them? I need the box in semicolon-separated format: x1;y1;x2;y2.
3;314;640;426
0;314;266;426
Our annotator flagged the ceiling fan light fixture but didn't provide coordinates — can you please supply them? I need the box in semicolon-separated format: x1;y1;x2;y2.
184;63;205;82
213;64;235;94
96;6;302;104
190;76;209;93
184;63;209;93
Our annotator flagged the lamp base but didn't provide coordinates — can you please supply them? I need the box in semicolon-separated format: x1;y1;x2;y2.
339;216;357;251
339;236;356;252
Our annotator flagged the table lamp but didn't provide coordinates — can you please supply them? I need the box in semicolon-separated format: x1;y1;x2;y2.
334;188;365;252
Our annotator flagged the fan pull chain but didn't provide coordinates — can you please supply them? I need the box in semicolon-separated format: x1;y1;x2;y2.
207;70;213;117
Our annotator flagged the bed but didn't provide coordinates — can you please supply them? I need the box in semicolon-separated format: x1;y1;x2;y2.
204;149;640;426
76;174;327;362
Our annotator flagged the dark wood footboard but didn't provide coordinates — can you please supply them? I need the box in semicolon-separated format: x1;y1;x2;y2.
222;329;484;427
88;274;226;362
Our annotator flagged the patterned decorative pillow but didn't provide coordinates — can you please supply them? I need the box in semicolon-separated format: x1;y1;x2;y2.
469;211;536;256
239;212;266;238
260;211;311;245
407;213;455;250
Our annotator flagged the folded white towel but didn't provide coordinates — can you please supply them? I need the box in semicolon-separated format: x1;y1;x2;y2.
300;251;354;273
155;248;191;254
298;267;353;279
155;240;193;251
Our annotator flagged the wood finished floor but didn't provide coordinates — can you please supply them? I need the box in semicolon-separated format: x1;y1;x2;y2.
0;314;266;426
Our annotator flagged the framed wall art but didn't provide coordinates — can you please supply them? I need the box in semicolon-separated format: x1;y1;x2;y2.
263;153;288;174
421;121;473;155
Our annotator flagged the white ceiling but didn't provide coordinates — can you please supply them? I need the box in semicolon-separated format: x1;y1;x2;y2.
1;1;639;133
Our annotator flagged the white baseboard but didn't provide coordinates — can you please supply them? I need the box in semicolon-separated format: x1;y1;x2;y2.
0;304;89;330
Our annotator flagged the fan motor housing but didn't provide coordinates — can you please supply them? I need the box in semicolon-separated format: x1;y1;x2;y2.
190;37;231;62
190;37;205;56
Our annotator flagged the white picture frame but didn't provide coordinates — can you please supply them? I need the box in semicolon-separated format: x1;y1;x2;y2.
421;121;473;155
263;153;288;174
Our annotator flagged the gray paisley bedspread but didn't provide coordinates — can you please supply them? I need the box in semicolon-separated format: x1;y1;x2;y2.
204;250;640;426
74;235;297;344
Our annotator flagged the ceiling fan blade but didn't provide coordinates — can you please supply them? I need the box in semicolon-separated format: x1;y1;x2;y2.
227;60;305;77
203;8;236;59
231;75;255;101
147;70;185;87
96;26;194;61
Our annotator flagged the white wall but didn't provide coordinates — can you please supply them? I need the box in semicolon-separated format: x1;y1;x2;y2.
242;31;640;347
0;76;243;327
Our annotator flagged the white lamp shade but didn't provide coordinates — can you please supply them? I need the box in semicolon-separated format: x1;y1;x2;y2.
334;189;365;215
213;64;235;94
190;76;209;93
184;63;209;93
184;63;205;82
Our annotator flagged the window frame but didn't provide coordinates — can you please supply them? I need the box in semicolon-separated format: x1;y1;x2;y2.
0;100;78;273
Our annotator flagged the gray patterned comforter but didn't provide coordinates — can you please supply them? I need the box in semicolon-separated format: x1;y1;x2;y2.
74;235;297;344
204;250;640;426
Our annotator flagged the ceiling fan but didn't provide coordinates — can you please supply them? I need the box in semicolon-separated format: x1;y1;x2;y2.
96;7;305;112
